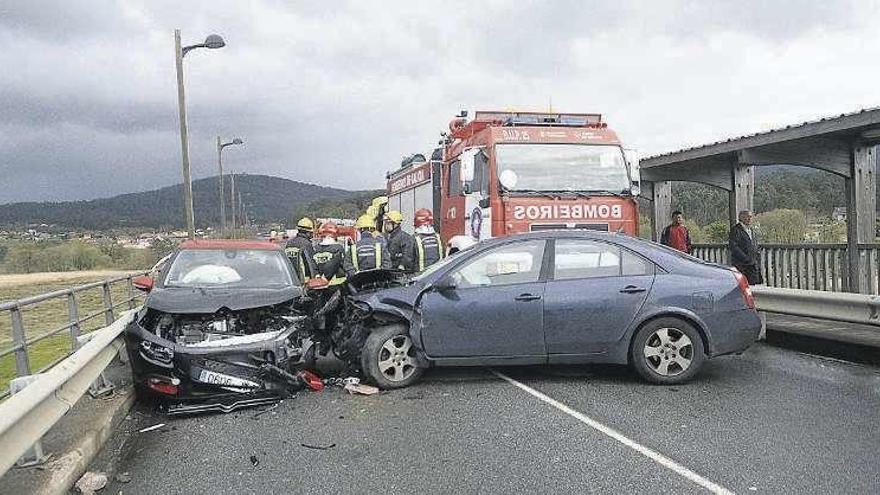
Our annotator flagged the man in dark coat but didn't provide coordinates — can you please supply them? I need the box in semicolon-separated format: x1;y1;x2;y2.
383;210;415;272
729;210;763;284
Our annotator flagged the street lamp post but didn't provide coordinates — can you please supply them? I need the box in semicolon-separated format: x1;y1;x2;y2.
230;170;236;234
217;136;244;236
174;29;226;238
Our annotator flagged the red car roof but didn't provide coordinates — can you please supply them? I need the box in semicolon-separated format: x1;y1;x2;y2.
178;239;282;251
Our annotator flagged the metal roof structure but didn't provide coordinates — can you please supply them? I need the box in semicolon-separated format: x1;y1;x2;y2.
641;107;880;189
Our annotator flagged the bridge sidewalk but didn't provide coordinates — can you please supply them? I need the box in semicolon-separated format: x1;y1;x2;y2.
764;313;880;365
0;360;134;495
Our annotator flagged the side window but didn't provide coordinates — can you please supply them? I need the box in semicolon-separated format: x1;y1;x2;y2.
447;160;461;196
622;250;653;276
471;151;489;196
450;240;545;288
554;239;653;280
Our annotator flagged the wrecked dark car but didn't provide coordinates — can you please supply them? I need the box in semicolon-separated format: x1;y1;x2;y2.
126;240;311;415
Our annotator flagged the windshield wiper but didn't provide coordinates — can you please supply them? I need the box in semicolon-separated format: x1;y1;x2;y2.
571;189;632;199
505;189;563;199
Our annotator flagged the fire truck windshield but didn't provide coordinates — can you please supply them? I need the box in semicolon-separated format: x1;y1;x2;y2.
495;144;630;193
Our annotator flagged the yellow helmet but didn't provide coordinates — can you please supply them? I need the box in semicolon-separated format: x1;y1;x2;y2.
384;210;404;224
296;217;314;230
355;214;375;230
371;196;388;208
365;205;380;218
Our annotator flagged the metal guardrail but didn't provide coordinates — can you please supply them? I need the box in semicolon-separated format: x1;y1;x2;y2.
752;286;880;327
0;309;137;475
691;243;880;294
1;272;147;400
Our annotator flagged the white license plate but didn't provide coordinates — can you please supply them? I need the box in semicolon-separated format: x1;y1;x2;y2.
198;369;259;389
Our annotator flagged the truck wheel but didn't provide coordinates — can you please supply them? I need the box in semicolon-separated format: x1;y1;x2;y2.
630;317;705;384
361;324;425;389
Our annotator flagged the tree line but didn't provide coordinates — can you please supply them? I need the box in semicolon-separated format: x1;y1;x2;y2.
0;239;176;274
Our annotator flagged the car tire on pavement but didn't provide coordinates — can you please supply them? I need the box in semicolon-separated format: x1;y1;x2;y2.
630;317;705;384
361;324;425;389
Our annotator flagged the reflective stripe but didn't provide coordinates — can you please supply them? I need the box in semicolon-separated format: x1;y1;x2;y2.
436;234;444;259
351;245;359;271
298;256;306;281
375;243;382;268
415;235;426;272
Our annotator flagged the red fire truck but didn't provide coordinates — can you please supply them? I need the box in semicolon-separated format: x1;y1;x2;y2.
385;110;640;243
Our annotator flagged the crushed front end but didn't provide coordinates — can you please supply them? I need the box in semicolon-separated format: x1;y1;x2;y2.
125;300;309;415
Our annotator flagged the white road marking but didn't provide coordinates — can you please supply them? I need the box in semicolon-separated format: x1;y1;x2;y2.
492;370;735;495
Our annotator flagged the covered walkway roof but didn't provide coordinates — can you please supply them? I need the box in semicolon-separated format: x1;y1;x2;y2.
641;107;880;189
637;107;879;293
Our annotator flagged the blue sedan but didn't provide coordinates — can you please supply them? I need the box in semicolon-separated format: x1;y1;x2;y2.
353;231;761;388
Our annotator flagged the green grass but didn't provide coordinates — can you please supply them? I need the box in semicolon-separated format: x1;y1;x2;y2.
0;274;144;395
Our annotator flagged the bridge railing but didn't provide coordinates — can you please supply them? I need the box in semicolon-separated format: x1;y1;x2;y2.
0;272;148;401
691;243;880;294
0;309;137;475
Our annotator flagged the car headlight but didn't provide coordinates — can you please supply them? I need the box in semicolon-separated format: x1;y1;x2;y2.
139;341;174;368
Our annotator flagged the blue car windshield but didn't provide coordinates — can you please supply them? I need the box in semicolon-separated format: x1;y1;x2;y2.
164;249;294;288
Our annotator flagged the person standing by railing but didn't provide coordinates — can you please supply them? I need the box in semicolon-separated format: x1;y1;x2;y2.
730;210;763;284
660;210;692;254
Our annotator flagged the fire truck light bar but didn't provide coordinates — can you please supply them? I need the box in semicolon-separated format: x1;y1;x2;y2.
474;111;602;126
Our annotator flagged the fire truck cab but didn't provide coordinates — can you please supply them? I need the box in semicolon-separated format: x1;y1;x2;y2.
386;110;640;243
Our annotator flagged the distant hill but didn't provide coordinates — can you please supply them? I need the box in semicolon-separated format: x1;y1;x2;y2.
0;175;374;230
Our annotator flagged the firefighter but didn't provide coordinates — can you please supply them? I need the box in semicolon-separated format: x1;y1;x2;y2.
344;214;391;276
284;217;318;282
411;208;444;272
312;222;346;282
383;210;414;272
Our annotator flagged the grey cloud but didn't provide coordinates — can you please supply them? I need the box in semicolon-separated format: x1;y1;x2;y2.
0;0;877;204
0;0;137;41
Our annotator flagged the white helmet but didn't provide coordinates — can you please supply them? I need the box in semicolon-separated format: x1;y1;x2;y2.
447;235;478;254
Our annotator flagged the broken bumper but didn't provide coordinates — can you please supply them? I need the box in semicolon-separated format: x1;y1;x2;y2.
124;315;305;410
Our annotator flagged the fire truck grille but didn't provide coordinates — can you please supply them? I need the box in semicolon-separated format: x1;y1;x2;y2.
529;223;609;232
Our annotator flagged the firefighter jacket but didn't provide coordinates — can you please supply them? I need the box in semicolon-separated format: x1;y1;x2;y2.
385;226;415;272
343;233;391;276
312;241;345;280
412;232;444;272
284;233;317;282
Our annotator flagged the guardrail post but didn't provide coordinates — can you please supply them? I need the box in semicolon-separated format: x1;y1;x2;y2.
10;376;50;467
10;305;30;377
93;283;119;395
102;282;114;326
127;276;136;310
67;292;80;352
758;311;767;341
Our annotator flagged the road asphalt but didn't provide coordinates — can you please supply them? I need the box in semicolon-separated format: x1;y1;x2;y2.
90;343;880;494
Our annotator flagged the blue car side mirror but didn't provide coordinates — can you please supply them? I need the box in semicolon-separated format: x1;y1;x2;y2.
432;276;457;292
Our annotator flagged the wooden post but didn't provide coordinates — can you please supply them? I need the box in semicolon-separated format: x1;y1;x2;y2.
647;181;672;242
728;161;755;229
846;144;876;293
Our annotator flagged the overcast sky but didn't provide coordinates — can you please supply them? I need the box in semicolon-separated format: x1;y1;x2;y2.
1;0;879;203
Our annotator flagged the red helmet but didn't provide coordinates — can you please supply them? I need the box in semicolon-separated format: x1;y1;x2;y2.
414;208;434;227
318;222;338;237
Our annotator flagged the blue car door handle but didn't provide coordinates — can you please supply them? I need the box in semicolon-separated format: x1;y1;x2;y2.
620;285;647;294
515;293;542;302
